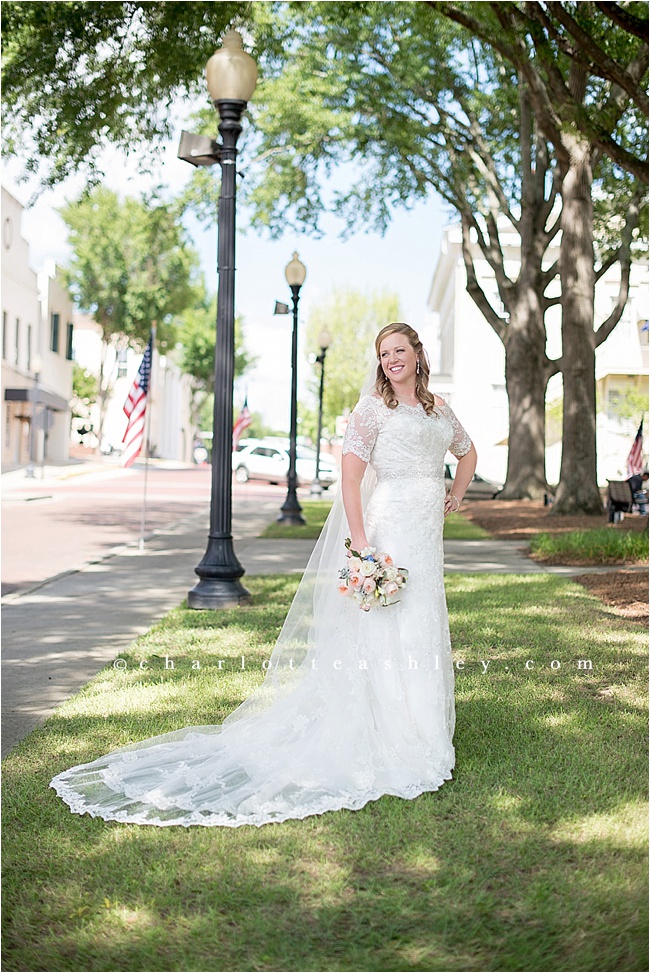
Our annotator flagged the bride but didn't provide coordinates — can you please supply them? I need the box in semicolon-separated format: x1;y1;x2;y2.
50;323;477;828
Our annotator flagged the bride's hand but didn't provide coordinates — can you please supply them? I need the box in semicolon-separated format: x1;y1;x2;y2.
349;536;369;554
444;493;461;517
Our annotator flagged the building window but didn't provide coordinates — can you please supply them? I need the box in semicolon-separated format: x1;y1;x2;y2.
117;348;128;378
606;389;622;421
2;311;6;359
66;322;74;361
27;325;32;371
15;318;20;365
50;313;60;353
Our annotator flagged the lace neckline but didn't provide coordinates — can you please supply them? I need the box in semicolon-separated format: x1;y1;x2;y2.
371;394;444;415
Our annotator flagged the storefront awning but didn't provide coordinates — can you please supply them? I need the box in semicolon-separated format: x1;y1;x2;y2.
4;388;69;411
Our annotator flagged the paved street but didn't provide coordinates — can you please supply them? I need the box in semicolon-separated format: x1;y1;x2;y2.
1;460;301;595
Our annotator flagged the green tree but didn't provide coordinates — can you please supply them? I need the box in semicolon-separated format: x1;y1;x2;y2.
431;2;648;511
301;288;402;439
1;0;249;192
238;1;646;510
61;186;199;441
178;294;257;435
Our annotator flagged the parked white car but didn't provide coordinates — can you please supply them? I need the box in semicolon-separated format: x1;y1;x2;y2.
444;462;503;499
233;438;339;488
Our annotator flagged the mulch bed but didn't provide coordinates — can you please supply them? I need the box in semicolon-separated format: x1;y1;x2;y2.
571;570;648;624
462;498;649;540
462;498;648;621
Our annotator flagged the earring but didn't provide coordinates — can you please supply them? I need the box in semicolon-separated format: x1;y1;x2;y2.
416;359;420;374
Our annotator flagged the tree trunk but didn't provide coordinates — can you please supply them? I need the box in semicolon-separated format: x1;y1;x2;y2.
553;141;603;515
500;297;551;498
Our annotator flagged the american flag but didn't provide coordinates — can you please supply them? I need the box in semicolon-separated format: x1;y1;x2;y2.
122;335;153;468
232;397;253;451
627;419;644;476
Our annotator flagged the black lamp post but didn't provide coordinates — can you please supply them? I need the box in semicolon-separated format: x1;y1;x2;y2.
310;328;332;497
277;252;307;525
178;30;257;609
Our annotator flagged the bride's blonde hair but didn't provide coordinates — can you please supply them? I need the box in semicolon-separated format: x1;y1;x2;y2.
374;323;438;416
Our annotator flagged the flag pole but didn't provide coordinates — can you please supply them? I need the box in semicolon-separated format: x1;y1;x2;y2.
139;323;156;553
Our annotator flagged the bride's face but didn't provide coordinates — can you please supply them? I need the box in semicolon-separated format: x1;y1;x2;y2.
378;333;418;388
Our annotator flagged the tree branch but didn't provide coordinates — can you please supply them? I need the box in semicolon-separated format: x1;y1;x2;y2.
595;1;650;39
460;213;508;341
543;1;649;114
595;192;642;346
595;249;622;282
541;259;559;288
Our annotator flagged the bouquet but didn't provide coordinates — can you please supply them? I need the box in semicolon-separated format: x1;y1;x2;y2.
338;537;409;611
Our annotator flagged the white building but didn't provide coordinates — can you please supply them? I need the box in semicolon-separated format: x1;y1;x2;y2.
1;188;73;468
427;221;648;487
73;313;195;464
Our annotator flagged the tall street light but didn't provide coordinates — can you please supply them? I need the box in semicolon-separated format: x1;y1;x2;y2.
310;328;332;497
277;252;307;525
178;30;257;609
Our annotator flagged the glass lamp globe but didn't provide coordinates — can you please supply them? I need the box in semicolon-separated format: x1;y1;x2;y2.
206;30;258;103
285;252;307;288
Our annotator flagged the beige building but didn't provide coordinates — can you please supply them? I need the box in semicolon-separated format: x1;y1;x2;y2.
427;221;648;486
1;188;73;468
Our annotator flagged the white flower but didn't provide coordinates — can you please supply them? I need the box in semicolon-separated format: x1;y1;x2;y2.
360;560;376;576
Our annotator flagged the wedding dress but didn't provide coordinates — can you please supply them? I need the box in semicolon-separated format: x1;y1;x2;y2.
50;393;473;828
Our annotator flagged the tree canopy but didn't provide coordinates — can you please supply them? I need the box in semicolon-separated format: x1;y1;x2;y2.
1;0;249;190
301;287;402;440
61;186;198;349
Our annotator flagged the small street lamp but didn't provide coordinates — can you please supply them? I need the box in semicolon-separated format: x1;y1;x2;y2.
25;355;42;479
277;252;307;525
310;328;332;497
178;30;257;609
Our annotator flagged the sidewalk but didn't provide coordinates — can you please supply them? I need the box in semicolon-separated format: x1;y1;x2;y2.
2;502;645;758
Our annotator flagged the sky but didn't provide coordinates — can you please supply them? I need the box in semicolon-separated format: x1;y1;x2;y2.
4;122;451;430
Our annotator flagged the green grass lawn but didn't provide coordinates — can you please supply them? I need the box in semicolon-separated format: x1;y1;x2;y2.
529;526;649;564
261;500;334;539
3;573;647;972
262;502;489;540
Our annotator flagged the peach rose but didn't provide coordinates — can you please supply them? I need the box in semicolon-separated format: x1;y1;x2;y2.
383;581;399;596
349;572;363;589
362;577;376;594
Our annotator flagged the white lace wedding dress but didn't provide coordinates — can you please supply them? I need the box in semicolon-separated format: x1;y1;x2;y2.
50;394;473;827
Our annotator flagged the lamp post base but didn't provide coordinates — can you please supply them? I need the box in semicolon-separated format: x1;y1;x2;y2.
309;479;323;497
187;577;252;609
188;534;252;608
277;493;306;526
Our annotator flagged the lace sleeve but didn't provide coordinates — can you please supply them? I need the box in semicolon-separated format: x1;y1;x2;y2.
342;395;382;462
439;400;473;458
